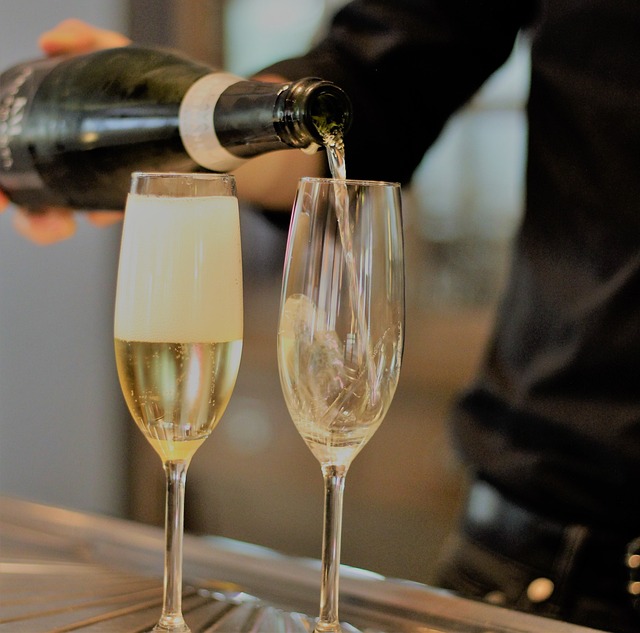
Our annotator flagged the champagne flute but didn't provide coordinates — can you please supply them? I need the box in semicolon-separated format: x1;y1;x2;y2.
114;172;243;633
278;177;404;633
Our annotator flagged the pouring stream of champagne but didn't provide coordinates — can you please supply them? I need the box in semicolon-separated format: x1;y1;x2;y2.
321;126;380;410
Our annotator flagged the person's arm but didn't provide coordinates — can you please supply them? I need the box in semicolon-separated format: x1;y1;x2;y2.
211;0;532;210
262;0;532;186
232;147;324;212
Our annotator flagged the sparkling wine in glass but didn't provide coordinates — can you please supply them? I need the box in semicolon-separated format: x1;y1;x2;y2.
278;177;404;633
114;172;243;632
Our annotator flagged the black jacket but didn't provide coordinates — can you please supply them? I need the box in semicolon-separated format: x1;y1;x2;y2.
266;0;640;533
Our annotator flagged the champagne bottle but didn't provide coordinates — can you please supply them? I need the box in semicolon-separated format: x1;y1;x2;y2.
0;46;351;209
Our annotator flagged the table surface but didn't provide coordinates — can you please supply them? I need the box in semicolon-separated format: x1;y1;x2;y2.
0;496;599;632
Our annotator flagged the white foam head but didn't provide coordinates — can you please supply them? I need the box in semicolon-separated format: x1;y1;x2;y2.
114;193;243;342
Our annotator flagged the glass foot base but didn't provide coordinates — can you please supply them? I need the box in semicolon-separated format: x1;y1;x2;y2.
151;619;190;633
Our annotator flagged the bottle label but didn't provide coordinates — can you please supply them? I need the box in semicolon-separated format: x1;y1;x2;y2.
0;57;67;206
0;65;29;172
179;72;245;171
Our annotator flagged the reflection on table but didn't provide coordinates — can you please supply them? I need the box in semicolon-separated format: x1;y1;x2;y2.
0;496;600;632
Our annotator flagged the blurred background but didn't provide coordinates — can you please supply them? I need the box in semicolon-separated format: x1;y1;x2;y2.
0;0;528;585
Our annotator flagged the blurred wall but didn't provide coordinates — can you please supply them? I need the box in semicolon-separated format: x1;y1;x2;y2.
0;0;129;516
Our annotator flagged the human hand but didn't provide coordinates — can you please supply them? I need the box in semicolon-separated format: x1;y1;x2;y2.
5;19;129;243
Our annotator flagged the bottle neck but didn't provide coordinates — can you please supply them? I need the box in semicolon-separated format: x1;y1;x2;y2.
274;77;352;150
183;75;353;170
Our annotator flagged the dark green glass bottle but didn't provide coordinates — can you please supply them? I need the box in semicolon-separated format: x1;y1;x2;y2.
0;46;351;209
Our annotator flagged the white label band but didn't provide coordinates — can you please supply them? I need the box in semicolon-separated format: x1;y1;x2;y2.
179;72;246;172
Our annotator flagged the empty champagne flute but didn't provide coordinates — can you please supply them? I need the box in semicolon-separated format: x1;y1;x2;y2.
278;177;404;633
114;172;243;632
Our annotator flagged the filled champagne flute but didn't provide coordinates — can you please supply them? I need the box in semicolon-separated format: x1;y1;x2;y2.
114;172;243;632
278;177;404;633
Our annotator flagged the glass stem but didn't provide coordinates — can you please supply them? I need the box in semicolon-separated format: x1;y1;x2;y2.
315;464;347;633
156;459;190;633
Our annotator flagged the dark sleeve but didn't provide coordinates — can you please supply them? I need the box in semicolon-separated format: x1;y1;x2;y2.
262;0;533;185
